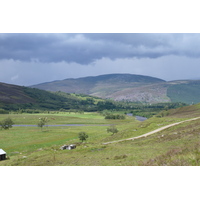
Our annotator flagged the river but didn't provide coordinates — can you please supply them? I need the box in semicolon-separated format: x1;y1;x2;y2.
127;113;147;121
135;116;147;121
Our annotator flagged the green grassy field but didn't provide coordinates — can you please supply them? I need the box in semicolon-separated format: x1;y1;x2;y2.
0;110;200;166
0;112;114;125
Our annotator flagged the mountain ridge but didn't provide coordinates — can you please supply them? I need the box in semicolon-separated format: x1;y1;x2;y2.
30;73;200;104
32;73;165;85
31;73;166;101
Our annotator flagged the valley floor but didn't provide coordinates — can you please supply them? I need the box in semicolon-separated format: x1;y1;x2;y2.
0;112;200;166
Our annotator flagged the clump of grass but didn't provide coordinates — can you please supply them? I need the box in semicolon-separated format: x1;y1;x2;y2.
90;148;104;152
114;154;128;160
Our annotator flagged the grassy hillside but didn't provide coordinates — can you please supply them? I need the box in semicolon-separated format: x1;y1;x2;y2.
166;102;200;118
167;80;200;104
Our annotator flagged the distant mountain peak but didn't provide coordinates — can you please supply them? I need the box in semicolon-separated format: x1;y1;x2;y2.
30;73;166;101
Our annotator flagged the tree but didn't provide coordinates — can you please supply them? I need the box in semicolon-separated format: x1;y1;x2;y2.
0;117;14;130
38;117;48;131
107;125;118;135
78;132;88;142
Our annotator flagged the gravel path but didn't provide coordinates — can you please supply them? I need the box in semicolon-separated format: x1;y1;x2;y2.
103;117;200;145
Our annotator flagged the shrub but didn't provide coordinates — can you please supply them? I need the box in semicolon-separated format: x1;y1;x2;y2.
107;125;119;135
114;155;128;160
0;109;9;114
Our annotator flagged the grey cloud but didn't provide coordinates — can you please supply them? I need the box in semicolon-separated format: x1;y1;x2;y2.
0;33;200;64
2;55;200;86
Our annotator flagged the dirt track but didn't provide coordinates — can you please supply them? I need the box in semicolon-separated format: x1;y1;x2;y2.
103;117;200;145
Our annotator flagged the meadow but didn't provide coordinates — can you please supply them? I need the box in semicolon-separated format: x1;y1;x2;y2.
0;111;199;166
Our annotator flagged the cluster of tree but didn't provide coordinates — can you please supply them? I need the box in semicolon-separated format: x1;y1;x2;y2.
105;113;126;120
96;101;117;111
1;101;187;119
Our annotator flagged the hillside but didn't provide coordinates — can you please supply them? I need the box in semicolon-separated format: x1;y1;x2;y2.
167;80;200;104
0;82;105;111
166;102;200;118
0;82;187;116
109;82;170;103
31;74;200;104
0;82;36;104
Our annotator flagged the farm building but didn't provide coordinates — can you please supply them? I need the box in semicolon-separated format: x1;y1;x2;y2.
0;149;6;161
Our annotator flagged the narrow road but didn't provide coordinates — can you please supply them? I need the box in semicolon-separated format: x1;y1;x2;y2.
103;117;200;145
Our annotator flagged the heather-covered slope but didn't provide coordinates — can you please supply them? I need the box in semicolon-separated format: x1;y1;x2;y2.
0;82;104;111
0;82;36;104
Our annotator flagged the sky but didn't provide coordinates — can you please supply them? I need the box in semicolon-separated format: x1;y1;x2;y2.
1;33;200;86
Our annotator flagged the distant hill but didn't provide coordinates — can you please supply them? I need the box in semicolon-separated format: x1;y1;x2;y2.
31;73;200;104
31;74;167;102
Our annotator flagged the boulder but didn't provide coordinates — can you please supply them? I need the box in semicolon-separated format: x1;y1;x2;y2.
60;144;76;150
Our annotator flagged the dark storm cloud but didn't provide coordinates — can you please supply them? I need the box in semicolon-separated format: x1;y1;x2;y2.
1;33;200;64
